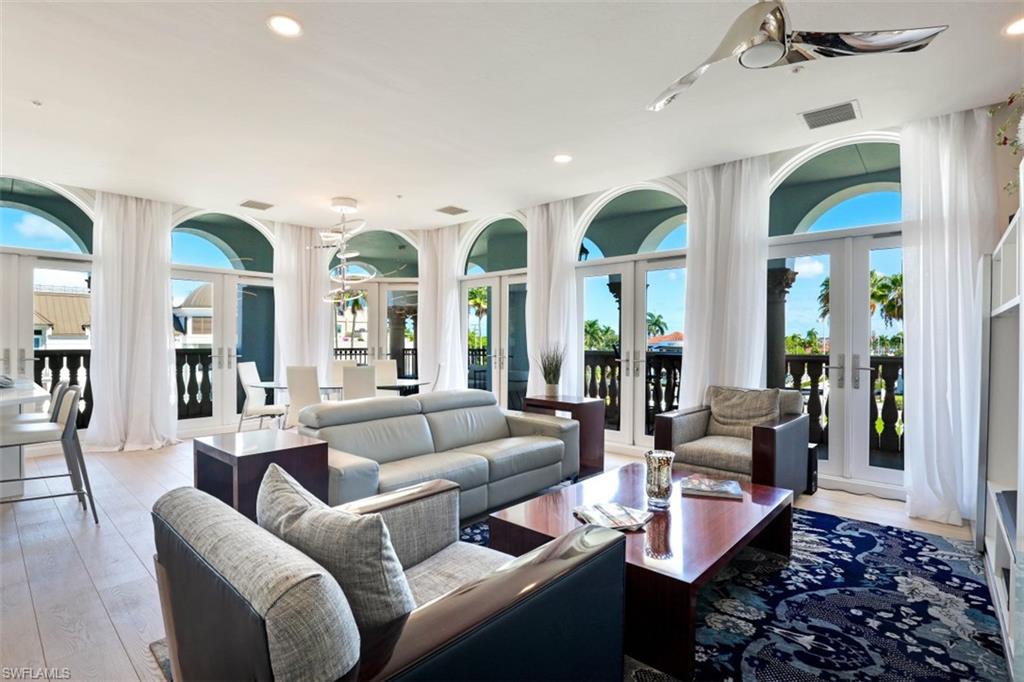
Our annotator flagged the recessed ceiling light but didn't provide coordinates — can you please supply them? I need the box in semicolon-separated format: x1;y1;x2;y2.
553;154;573;164
267;14;303;37
1006;17;1024;35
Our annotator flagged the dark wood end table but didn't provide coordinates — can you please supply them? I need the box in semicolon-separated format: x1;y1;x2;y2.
488;462;793;679
193;431;328;521
522;394;605;478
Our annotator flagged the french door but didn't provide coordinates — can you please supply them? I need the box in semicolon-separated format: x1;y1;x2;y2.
171;269;275;430
460;275;528;409
334;282;418;378
768;232;904;489
577;257;686;447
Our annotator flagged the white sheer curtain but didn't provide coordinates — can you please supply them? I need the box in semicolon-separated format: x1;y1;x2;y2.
525;199;580;395
902;108;995;524
87;192;177;450
273;222;334;385
417;225;466;391
679;156;770;408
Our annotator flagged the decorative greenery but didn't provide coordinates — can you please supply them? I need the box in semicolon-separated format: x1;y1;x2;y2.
467;286;489;342
537;346;565;385
584;319;619;351
990;85;1023;193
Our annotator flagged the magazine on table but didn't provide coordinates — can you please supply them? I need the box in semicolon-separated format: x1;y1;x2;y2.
573;502;653;532
678;474;743;499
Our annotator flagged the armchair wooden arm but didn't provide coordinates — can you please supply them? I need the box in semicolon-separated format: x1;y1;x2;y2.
363;525;626;681
751;412;810;493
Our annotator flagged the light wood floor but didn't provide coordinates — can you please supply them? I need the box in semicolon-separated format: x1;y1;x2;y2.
1;441;969;681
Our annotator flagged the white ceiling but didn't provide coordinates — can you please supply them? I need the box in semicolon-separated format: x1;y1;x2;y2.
2;1;1021;230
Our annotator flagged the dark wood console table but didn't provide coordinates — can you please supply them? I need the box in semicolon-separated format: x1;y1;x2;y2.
194;431;328;521
523;395;605;478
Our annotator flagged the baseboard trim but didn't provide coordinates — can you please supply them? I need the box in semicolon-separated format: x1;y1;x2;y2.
817;474;906;501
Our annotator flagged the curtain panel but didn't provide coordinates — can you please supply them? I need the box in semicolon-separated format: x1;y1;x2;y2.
902;108;996;524
273;222;334;387
417;224;466;391
679;156;770;408
87;192;177;450
525;199;581;395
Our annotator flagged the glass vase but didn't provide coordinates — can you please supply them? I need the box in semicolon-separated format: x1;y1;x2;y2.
644;449;675;509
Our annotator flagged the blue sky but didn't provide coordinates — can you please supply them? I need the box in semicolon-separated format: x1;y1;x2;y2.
6;192;902;339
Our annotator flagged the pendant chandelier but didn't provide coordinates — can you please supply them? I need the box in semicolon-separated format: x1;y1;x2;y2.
321;197;373;304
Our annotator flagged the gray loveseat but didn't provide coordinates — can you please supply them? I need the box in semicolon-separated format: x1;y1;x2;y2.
298;389;580;518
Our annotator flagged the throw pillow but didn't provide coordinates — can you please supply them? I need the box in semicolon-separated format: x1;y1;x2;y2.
705;386;780;439
256;464;415;630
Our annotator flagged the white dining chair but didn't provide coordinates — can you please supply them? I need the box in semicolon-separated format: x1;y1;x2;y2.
342;365;377;400
237;362;286;431
285;366;322;428
374;358;400;397
329;359;358;399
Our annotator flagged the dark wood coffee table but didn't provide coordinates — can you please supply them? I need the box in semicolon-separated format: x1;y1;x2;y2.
194;431;328;521
489;462;793;679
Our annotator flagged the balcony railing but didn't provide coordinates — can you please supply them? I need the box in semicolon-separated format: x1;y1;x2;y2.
176;348;213;419
34;349;92;428
333;348;418;378
783;354;904;458
583;350;681;434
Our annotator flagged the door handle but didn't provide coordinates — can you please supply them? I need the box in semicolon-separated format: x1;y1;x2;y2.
212;347;224;370
825;353;845;389
633;349;646;377
851;354;873;390
226;348;237;370
614;356;630;376
2;348;10;374
18;348;35;376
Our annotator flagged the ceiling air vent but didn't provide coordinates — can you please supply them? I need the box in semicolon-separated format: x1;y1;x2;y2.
239;199;274;211
436;205;469;216
800;101;860;130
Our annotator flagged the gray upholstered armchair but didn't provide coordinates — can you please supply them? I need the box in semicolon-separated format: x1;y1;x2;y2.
654;386;810;494
153;478;626;681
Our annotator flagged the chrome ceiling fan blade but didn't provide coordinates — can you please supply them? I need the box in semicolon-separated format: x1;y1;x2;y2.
647;0;788;111
788;26;947;60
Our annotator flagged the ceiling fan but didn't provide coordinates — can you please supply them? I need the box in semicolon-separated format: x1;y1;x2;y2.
647;0;947;111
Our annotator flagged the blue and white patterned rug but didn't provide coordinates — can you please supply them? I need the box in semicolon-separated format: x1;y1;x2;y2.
461;509;1008;681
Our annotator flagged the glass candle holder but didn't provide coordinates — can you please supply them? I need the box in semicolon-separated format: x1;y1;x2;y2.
644;449;675;509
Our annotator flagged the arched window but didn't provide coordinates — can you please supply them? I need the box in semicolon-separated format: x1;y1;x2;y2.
578;189;686;261
172;213;273;272
328;230;418;277
0;177;92;254
465;218;526;274
770;142;901;236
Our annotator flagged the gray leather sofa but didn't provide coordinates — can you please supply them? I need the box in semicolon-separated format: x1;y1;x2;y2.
298;389;580;518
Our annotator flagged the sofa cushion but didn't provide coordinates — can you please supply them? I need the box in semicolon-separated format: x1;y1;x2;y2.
425;405;511;453
779;389;804;416
378;451;489;493
415;389;498;413
311;413;435;463
403;541;512;606
454;436;563;481
299;396;420;429
705;386;780;439
256;465;415;631
152;487;360;681
674;435;752;475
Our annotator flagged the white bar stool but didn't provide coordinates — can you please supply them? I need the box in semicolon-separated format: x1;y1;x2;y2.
0;387;98;523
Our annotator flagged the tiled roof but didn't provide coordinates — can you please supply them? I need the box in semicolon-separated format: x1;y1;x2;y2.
33;291;90;335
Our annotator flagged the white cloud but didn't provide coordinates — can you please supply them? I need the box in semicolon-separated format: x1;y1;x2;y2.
34;268;89;290
15;213;71;242
793;256;826;278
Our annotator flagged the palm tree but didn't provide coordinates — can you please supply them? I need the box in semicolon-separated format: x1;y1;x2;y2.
646;312;667;337
344;293;366;349
817;271;902;324
467;286;489;342
584;319;618;351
